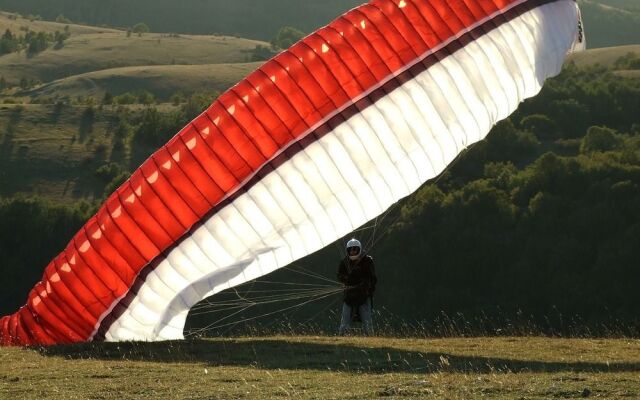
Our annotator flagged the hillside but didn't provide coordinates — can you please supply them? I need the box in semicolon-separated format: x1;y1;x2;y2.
1;336;639;399
579;0;640;48
0;10;119;35
0;0;363;40
568;44;640;67
0;1;638;47
594;0;640;12
23;62;262;101
0;103;127;200
0;13;267;84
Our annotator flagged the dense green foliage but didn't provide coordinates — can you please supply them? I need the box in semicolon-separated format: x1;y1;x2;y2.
369;65;640;330
0;196;94;313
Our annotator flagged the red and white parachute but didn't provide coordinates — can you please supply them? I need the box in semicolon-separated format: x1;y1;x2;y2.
1;0;584;345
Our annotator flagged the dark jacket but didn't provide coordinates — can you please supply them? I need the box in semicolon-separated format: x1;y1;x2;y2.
337;255;377;306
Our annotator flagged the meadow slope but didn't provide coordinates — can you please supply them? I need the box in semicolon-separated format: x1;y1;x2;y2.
0;12;267;84
24;62;263;100
1;336;639;399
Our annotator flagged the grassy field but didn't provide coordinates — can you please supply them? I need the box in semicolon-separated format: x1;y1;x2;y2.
0;32;265;84
0;12;267;84
0;11;120;35
568;44;640;67
1;336;639;399
25;62;262;100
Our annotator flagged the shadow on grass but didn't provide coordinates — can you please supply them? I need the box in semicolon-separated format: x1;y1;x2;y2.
35;338;640;374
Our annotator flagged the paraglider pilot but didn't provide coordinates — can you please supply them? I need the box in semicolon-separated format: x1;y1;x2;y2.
337;238;377;335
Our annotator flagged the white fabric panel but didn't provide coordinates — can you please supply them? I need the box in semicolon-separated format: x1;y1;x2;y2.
101;0;582;341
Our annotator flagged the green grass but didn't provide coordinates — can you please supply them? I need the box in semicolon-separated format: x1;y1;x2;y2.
1;336;639;399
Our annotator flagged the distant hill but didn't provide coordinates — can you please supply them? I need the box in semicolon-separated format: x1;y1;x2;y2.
568;44;640;67
594;0;640;12
0;10;119;34
579;0;640;48
0;13;267;84
0;0;638;47
24;62;262;101
0;0;363;40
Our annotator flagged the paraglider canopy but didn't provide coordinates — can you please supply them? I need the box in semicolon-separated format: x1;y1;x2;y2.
1;0;585;346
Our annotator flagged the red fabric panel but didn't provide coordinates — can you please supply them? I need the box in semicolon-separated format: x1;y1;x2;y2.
73;231;127;295
20;306;56;345
96;205;147;268
0;316;10;345
245;70;308;137
330;18;392;80
362;5;420;64
62;244;111;311
273;52;338;117
85;216;137;283
117;183;175;251
23;289;69;343
258;60;323;130
127;171;186;239
345;11;407;72
231;81;293;146
42;270;95;332
288;42;351;107
7;313;19;345
139;158;199;227
105;195;159;262
152;149;212;217
205;102;267;170
40;261;94;336
14;311;34;345
192;113;252;180
166;134;226;203
315;28;379;91
220;92;282;157
31;282;87;340
52;254;103;319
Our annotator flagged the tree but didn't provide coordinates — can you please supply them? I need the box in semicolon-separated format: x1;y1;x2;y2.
520;114;558;141
26;31;50;55
271;26;304;50
250;44;277;62
137;91;155;105
580;126;621;153
55;14;72;24
132;106;163;146
132;23;150;37
102;91;114;105
0;29;19;55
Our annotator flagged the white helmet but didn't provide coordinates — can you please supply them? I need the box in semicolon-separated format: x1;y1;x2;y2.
346;238;362;260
